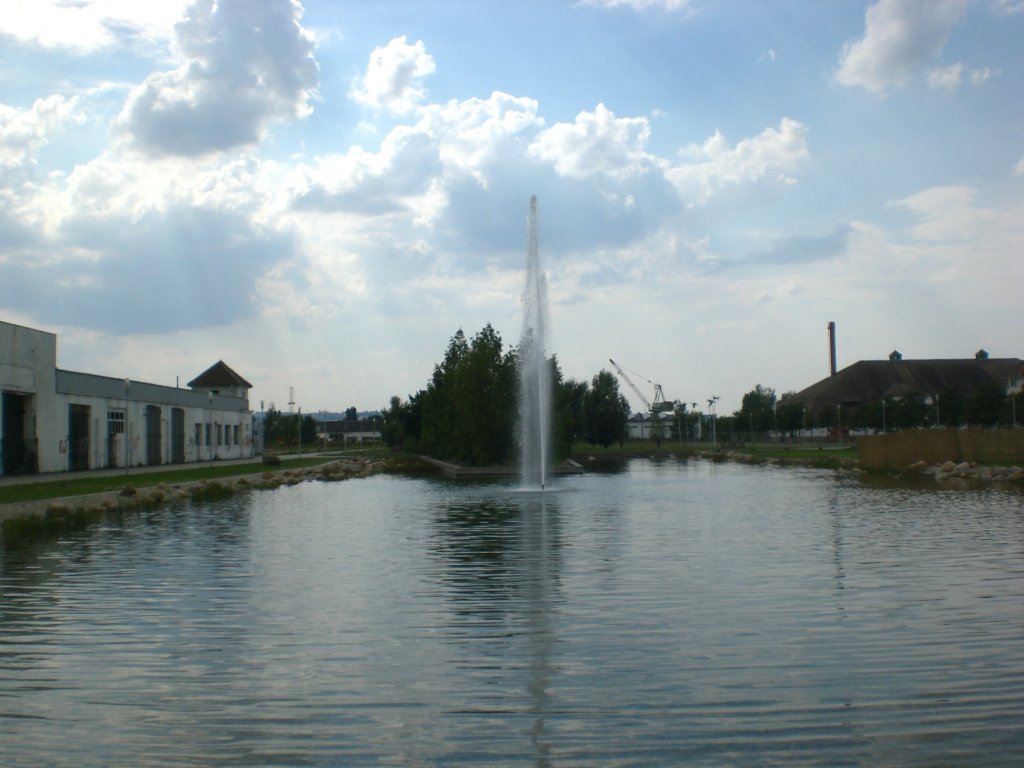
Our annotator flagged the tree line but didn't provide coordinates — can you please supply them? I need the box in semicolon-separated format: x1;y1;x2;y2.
382;325;633;465
261;408;317;447
722;381;1019;440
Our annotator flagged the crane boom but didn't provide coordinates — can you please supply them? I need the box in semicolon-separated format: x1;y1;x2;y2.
609;359;666;413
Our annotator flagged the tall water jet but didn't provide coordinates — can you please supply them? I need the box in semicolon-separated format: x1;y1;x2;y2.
519;195;552;490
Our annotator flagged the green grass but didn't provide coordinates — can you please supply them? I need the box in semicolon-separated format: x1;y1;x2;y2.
571;440;859;465
741;444;859;461
0;453;362;506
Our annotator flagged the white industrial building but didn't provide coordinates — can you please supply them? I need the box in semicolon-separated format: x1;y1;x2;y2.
1;320;254;476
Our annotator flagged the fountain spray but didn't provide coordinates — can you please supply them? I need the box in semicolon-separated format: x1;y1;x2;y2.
519;195;552;490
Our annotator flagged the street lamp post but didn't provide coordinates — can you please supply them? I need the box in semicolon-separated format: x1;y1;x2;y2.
124;379;131;473
208;391;214;467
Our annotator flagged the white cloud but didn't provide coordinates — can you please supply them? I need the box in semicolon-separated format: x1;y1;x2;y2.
528;103;653;179
969;66;996;85
889;185;1016;244
289;89;544;231
420;92;544;183
0;0;188;52
992;0;1024;13
0;147;295;333
1015;156;1024;175
116;0;319;157
666;117;809;203
292;126;443;216
927;62;998;90
0;95;83;169
927;62;965;90
350;36;436;115
837;0;970;92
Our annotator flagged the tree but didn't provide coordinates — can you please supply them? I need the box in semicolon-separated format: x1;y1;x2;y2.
735;384;777;439
776;393;805;438
555;374;588;456
965;383;1006;426
300;414;317;445
418;329;468;459
261;406;316;448
383;392;423;451
345;406;358;422
582;370;630;447
407;325;519;466
450;324;516;466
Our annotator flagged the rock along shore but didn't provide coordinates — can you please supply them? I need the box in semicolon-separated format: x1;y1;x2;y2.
0;458;384;540
898;459;1024;487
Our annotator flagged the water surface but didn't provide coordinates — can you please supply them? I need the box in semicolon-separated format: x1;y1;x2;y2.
2;460;1022;766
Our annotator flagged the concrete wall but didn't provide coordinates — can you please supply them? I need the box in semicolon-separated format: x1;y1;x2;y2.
858;428;1024;470
1;323;58;474
2;319;253;475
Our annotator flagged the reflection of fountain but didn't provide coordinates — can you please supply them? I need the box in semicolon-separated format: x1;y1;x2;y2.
519;195;551;490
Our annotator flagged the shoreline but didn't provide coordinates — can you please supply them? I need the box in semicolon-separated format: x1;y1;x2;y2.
574;447;1024;488
5;449;1022;544
0;456;387;544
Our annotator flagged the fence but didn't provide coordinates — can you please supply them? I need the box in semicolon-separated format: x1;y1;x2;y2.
857;428;1024;470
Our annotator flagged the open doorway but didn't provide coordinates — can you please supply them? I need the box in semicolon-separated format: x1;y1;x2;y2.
2;392;35;475
69;404;90;471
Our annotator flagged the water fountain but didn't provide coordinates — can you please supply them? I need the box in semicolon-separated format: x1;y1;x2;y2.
518;195;551;490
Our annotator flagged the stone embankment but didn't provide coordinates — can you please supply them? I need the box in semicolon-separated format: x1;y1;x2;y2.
898;459;1024;487
0;458;383;537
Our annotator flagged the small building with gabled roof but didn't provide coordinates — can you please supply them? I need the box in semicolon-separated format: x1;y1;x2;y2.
187;360;253;399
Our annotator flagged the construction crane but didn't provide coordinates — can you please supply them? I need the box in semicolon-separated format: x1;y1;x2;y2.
609;359;668;415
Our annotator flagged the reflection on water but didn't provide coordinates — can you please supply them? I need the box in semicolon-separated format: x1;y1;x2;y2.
2;460;1023;766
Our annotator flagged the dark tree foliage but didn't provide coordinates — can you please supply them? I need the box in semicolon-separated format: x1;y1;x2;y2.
418;329;469;459
382;393;423;451
450;324;517;466
386;326;517;466
965;383;1007;426
554;373;588;457
582;370;630;448
345;406;358;422
776;392;805;436
262;407;316;447
735;384;777;436
384;327;666;463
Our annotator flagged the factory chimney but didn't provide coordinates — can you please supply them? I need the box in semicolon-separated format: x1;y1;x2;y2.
828;321;837;376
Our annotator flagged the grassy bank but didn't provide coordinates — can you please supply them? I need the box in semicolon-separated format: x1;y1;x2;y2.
0;457;328;506
571;440;858;468
1;450;395;546
0;448;399;506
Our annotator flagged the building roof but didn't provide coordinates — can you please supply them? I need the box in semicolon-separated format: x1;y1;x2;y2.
187;360;252;389
783;357;1023;412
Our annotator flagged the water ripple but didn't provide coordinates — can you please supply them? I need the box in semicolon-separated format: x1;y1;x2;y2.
1;462;1022;766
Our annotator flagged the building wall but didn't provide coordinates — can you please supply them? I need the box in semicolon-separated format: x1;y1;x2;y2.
1;320;253;476
1;323;58;474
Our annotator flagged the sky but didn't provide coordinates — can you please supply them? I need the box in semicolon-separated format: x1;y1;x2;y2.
1;0;1022;416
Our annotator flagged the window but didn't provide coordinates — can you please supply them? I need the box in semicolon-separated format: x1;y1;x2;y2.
107;411;125;435
233;425;239;445
195;423;202;447
205;423;211;446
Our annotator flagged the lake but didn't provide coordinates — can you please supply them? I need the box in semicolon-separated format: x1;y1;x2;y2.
2;459;1023;766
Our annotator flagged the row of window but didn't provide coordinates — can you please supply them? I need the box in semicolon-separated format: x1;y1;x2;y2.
105;410;240;447
194;422;240;447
